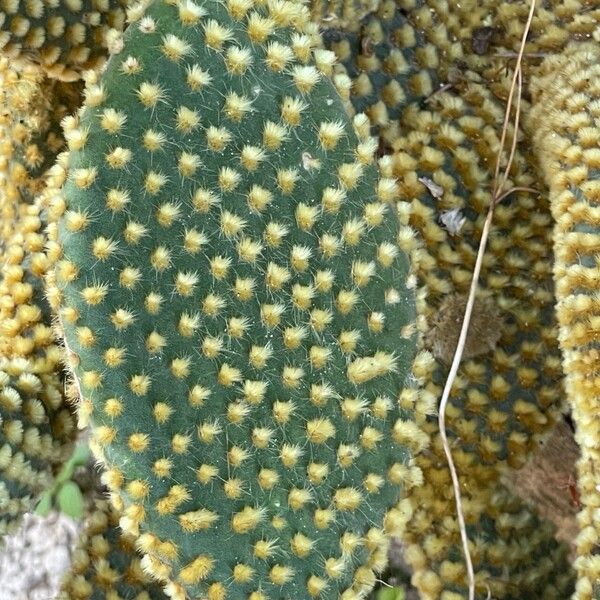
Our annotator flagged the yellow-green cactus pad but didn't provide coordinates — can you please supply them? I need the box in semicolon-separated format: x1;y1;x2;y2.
404;437;575;599
381;80;563;471
0;58;82;243
529;41;600;600
310;0;379;32
319;5;576;595
0;0;128;80
0;58;78;535
0;357;68;535
322;9;563;475
51;0;424;597
407;0;600;92
322;0;440;140
60;499;168;599
384;79;568;597
0;200;76;535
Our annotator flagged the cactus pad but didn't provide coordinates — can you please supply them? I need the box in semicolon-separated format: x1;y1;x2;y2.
0;58;82;241
381;81;563;470
405;445;575;599
0;0;128;81
60;499;168;599
322;0;440;141
0;199;76;535
51;0;423;597
529;41;600;600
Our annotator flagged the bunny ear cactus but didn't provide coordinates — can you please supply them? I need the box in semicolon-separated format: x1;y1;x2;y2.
0;0;129;81
0;198;77;535
406;0;600;110
0;58;82;239
319;5;574;593
0;48;82;537
0;356;69;536
0;59;52;238
0;63;79;535
391;80;564;471
309;0;379;32
48;0;426;597
322;0;564;475
322;0;441;141
529;41;600;600
374;78;568;598
405;452;574;600
314;0;564;473
60;499;169;599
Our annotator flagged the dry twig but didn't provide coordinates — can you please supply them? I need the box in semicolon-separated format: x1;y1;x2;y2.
436;2;537;599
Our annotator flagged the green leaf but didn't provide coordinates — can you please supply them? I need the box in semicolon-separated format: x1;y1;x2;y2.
56;481;85;519
70;443;91;467
34;491;53;517
56;443;90;484
376;587;406;600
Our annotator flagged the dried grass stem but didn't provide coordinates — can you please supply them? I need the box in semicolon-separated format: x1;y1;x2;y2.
436;2;537;598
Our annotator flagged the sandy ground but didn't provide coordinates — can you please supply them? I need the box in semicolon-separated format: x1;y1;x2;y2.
0;511;81;600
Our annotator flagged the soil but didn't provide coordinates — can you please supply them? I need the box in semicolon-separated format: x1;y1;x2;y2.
0;511;81;600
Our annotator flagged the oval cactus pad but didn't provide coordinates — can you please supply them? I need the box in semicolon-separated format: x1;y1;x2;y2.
53;0;422;597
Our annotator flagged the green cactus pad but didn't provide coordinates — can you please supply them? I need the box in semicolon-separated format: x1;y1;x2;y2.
51;0;423;597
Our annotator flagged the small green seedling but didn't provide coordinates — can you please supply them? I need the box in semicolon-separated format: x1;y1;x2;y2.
376;586;406;600
35;443;90;519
